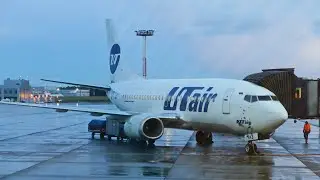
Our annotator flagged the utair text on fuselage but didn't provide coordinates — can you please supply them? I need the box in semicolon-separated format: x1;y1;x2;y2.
163;86;218;112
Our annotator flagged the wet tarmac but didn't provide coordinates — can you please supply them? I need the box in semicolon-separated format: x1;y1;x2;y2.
0;103;319;180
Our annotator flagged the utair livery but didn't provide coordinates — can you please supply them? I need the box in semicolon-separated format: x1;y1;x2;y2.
0;20;288;155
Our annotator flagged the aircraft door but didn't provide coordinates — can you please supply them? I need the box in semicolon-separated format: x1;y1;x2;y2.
222;88;235;114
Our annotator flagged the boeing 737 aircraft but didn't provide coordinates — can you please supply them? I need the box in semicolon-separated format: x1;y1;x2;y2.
0;20;288;155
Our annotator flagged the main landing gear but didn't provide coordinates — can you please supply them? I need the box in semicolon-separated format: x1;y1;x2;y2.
129;139;156;148
196;131;213;145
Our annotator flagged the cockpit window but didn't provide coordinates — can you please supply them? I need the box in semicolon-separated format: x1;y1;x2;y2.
244;95;251;102
258;96;272;101
251;96;258;102
271;96;279;101
245;94;279;102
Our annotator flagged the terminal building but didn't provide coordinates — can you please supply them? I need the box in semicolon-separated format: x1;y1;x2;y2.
0;78;32;102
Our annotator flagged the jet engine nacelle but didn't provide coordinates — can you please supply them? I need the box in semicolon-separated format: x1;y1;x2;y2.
124;114;164;140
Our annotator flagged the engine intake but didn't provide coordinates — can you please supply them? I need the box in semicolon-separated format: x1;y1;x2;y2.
142;118;164;139
124;114;164;140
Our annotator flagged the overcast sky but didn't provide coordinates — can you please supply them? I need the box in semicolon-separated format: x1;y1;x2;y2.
0;1;319;86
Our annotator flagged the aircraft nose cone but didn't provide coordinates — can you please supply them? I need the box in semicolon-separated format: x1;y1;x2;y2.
276;104;288;120
272;105;288;125
279;109;288;120
262;104;288;133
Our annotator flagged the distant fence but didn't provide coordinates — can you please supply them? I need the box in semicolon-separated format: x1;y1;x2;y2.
53;96;109;103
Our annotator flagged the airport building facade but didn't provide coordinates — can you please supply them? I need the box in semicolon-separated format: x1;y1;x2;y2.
0;78;32;102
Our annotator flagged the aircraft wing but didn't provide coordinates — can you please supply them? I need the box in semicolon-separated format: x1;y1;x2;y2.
40;79;110;91
0;101;189;128
0;101;131;117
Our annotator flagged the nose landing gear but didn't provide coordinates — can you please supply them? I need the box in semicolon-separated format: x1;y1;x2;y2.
245;141;259;155
244;124;260;155
196;131;213;145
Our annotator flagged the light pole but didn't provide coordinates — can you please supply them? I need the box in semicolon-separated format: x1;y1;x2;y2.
135;30;154;79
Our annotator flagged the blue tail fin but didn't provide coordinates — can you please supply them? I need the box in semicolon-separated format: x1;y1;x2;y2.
105;19;142;83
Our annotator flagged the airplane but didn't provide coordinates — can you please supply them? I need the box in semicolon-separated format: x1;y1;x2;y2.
0;19;288;155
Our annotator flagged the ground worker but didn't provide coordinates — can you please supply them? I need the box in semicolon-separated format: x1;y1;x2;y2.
303;121;311;144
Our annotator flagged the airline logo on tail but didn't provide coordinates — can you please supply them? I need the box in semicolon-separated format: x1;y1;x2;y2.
110;44;120;74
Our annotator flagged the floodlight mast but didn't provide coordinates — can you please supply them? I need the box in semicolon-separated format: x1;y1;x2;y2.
135;30;154;79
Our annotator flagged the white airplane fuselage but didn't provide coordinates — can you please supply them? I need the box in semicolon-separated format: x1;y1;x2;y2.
108;78;288;136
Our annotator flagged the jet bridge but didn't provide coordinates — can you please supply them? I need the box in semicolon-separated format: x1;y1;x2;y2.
243;68;320;120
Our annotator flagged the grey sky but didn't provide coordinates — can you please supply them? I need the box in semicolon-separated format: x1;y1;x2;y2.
0;1;319;86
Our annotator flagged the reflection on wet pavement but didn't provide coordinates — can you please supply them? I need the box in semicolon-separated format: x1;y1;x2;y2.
0;104;319;179
166;119;320;179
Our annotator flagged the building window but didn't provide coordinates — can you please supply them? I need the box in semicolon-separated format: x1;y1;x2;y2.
295;88;302;99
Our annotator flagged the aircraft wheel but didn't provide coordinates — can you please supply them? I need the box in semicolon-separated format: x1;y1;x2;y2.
245;143;253;154
147;139;155;147
253;143;258;152
245;142;258;155
91;132;95;139
196;131;204;144
196;131;213;145
100;133;105;139
208;133;213;143
138;140;147;147
148;139;155;145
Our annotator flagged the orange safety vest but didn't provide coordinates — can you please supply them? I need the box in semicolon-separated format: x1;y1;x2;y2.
304;124;311;132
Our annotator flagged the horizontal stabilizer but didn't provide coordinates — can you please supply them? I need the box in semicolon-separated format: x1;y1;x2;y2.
40;79;110;91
